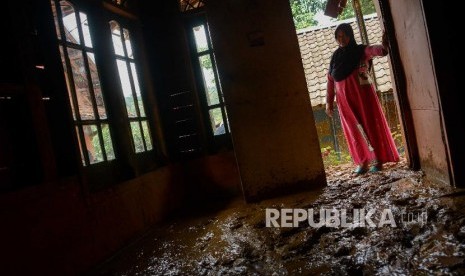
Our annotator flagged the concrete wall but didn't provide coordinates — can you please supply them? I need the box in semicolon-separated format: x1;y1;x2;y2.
206;0;326;201
387;0;450;184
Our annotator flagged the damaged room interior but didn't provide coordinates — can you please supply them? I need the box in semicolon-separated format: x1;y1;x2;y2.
1;0;465;275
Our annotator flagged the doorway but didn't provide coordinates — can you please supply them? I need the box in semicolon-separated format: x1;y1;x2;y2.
290;0;406;171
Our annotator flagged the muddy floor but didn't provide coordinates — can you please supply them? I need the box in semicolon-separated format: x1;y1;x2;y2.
87;159;465;275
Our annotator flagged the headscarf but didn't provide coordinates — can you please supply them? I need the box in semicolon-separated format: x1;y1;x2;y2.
329;23;366;82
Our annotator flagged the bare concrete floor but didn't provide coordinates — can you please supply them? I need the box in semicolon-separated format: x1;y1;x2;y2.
87;159;465;275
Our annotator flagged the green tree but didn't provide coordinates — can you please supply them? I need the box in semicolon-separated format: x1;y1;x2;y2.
290;0;325;29
338;0;376;20
290;0;376;30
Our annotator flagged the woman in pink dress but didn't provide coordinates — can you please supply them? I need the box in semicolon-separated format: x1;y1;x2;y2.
326;23;399;174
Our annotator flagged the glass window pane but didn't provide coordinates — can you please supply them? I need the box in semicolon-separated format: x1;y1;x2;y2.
60;1;80;45
87;53;107;119
59;46;77;120
110;21;124;56
79;12;93;48
199;55;219;106
67;47;95;120
76;126;86;166
116;60;136;117
209;108;225;136
130;62;145;117
193;25;209;52
102;124;115;160
108;20;152;154
130;122;144;153
83;125;103;164
52;2;116;166
142;120;152;151
123;28;133;59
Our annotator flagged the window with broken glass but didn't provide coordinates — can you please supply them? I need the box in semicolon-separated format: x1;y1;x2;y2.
49;0;158;187
50;0;116;166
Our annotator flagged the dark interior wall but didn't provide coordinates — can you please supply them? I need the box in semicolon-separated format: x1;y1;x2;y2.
0;166;186;276
137;0;207;160
421;1;465;187
0;1;242;275
1;0;79;190
386;0;450;185
0;153;240;276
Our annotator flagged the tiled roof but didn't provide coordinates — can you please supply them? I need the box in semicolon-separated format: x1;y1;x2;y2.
297;14;392;106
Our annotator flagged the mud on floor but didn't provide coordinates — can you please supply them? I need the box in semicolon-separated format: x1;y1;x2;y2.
88;160;465;275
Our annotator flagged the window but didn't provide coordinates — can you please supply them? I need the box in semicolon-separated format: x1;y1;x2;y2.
191;22;230;137
51;0;115;166
110;21;153;153
180;0;205;12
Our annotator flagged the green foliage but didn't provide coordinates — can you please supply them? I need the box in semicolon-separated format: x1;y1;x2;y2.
290;0;376;30
200;56;212;70
320;123;405;167
121;98;151;152
321;146;352;166
199;56;223;130
338;0;376;20
290;0;324;29
91;124;115;162
124;97;137;117
391;124;404;155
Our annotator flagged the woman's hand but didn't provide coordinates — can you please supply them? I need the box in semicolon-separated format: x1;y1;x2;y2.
325;103;334;118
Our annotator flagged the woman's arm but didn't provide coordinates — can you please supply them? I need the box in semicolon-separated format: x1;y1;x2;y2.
365;32;389;59
365;45;387;59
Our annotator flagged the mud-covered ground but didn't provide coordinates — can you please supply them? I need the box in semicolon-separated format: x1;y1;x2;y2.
88;159;465;275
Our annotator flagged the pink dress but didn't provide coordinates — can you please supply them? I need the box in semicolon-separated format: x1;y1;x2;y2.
327;45;400;166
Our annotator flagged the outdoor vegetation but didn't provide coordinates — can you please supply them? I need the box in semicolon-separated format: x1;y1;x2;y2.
320;124;404;167
290;0;376;29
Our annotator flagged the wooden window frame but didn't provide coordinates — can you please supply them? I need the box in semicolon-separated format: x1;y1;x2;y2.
51;0;116;166
186;14;232;151
47;0;160;190
109;19;154;154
